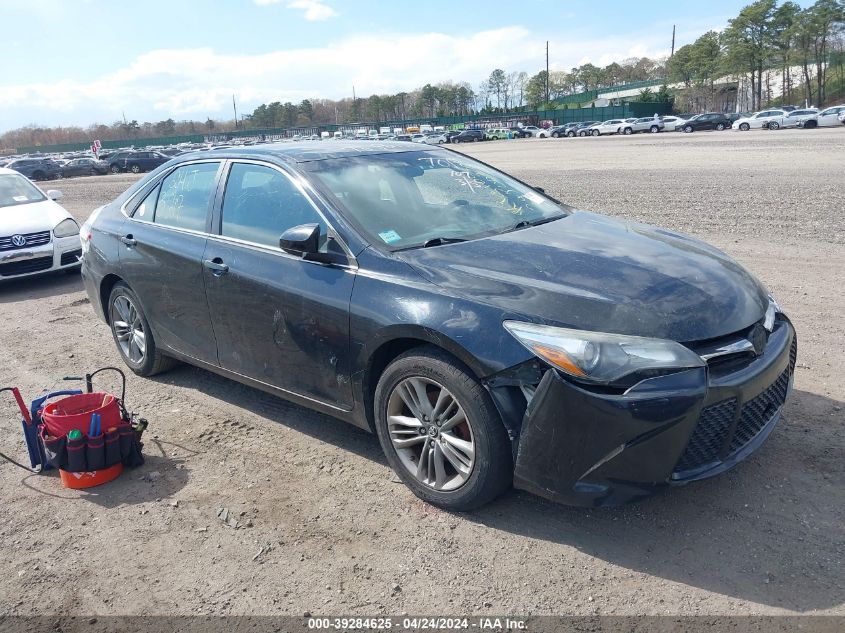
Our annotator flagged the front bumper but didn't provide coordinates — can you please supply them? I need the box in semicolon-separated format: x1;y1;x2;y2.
0;235;82;279
512;318;796;506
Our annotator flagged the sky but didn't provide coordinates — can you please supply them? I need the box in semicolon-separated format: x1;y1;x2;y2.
0;0;761;132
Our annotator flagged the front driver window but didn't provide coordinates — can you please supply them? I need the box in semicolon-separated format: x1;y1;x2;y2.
221;163;326;249
154;162;220;232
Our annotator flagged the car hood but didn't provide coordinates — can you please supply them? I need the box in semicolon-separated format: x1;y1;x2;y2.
397;211;768;342
0;198;72;235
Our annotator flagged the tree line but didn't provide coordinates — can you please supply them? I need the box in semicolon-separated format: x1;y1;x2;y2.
668;0;845;111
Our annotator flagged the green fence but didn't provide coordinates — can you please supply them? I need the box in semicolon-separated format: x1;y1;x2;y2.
15;102;671;154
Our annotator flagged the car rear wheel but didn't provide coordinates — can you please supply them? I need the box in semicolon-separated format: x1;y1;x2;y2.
716;123;726;131
108;283;175;377
650;125;660;133
740;123;750;131
129;164;141;173
89;168;97;176
567;131;575;137
374;346;512;510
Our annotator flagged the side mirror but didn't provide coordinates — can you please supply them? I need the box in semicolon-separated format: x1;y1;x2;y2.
279;223;320;256
46;190;63;200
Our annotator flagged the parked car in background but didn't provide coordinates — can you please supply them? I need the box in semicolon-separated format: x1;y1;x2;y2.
587;120;626;136
444;131;463;143
680;113;732;133
0;167;81;279
732;109;789;131
452;129;486;143
572;122;599;137
661;116;687;132
839;110;845;124
508;127;532;138
6;158;63;181
422;132;448;145
801;105;845;128
485;128;510;140
80;141;796;510
621;117;665;134
520;125;549;138
780;108;819;128
107;151;171;174
62;157;109;177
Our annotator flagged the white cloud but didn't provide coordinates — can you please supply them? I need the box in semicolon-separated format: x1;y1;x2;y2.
0;26;693;130
254;0;338;21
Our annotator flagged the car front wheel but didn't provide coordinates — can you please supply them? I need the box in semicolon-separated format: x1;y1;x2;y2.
768;121;780;130
110;165;121;173
108;283;175;377
650;125;660;133
374;346;512;510
683;125;693;133
592;130;600;136
740;123;750;131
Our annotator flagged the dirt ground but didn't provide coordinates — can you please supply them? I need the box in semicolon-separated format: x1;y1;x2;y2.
0;128;843;618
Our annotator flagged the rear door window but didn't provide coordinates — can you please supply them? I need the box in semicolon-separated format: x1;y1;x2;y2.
152;162;220;232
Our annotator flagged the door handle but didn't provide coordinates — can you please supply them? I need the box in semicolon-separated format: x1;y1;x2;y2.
119;235;137;247
203;258;229;275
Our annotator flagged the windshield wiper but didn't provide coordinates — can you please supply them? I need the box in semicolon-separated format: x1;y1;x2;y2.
507;214;566;233
420;237;468;248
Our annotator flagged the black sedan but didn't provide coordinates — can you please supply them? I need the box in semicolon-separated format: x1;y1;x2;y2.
62;157;109;177
680;113;732;132
80;141;796;510
451;129;486;143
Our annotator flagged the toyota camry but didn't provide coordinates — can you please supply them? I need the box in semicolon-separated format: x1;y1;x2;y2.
80;142;796;510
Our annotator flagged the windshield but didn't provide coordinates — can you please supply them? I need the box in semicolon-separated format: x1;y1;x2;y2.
306;150;570;250
0;173;47;208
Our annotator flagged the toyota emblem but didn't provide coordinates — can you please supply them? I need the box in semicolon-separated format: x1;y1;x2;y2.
11;234;27;247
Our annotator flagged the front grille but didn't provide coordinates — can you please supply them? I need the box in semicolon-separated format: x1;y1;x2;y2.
675;399;736;471
675;337;797;475
0;230;52;251
0;256;53;276
60;249;82;266
729;367;791;452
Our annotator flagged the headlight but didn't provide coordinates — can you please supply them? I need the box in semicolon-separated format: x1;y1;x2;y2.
503;321;704;386
54;218;79;238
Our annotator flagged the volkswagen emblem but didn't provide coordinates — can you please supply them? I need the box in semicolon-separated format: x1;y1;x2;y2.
11;234;27;247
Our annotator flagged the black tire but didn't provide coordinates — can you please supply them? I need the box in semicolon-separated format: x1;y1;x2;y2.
89;168;97;176
740;122;750;131
716;123;726;131
552;132;560;138
804;120;817;129
107;282;175;377
683;125;694;133
374;346;512;511
110;164;121;174
32;171;45;181
768;121;780;130
623;127;633;135
129;164;141;173
650;125;660;133
591;129;600;136
567;131;575;137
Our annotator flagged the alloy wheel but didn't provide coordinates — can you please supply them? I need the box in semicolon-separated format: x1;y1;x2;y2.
111;295;146;364
386;376;475;491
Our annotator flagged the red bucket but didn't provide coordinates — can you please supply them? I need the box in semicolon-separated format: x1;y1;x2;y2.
41;392;122;438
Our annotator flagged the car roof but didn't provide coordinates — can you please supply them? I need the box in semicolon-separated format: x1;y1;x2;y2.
173;140;427;164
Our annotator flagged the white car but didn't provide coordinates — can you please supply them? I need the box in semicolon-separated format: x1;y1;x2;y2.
620;117;665;134
0;167;81;280
732;109;789;131
781;108;819;128
801;105;845;128
422;132;448;145
520;126;549;138
661;116;687;132
586;119;626;136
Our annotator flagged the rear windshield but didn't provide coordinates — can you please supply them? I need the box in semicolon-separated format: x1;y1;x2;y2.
0;173;47;208
305;150;569;250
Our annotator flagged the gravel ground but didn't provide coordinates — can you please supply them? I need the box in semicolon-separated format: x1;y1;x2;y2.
0;129;843;618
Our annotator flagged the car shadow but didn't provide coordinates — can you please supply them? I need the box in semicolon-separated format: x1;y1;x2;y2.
0;271;83;304
473;387;844;612
146;367;844;611
149;364;386;466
